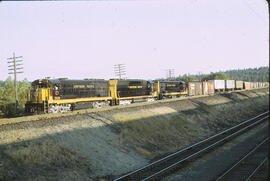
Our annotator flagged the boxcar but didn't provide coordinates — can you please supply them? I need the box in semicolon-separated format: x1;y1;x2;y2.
249;82;253;89
209;80;225;91
256;82;260;88
256;82;259;88
202;81;215;95
225;80;235;90
244;82;251;89
235;81;244;90
188;82;202;96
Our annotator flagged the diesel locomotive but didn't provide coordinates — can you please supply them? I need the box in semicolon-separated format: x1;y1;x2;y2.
25;78;187;113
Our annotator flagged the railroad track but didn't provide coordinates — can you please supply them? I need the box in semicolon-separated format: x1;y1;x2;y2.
0;94;209;126
114;111;269;181
215;137;269;181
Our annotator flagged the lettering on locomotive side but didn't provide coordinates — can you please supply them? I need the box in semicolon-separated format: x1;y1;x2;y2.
73;85;85;88
167;84;176;87
86;85;95;88
128;86;143;89
73;85;95;88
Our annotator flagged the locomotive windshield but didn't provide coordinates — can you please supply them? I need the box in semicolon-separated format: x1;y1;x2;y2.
31;80;50;89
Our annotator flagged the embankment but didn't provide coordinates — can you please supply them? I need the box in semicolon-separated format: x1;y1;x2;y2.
0;88;268;180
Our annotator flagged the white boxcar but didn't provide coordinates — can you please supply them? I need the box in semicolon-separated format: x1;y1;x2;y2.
225;80;235;89
210;80;225;90
235;81;244;89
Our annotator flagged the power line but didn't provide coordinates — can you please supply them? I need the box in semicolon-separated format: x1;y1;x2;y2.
166;69;175;79
114;64;126;79
7;52;24;111
242;0;267;23
198;71;202;81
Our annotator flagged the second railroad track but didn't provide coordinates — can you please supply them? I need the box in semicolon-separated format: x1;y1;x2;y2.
114;111;269;181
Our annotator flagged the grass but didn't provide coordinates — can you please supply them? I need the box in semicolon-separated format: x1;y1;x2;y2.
118;112;206;158
1;139;92;180
112;107;177;122
4;140;77;167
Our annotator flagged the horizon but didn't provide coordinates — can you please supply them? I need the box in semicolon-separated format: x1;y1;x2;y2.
0;1;268;81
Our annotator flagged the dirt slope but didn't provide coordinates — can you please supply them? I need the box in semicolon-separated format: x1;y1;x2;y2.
0;88;268;180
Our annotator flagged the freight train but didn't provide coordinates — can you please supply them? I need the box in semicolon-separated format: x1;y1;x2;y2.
25;78;269;113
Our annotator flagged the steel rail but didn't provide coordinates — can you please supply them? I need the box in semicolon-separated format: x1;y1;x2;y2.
114;111;269;181
143;115;269;181
216;137;269;181
245;156;268;181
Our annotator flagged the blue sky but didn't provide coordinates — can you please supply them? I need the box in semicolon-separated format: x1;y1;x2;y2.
0;0;268;81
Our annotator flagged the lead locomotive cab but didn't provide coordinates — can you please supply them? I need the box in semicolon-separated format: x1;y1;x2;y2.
25;79;53;113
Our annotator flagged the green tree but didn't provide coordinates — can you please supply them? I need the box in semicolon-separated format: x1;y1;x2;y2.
0;77;30;117
18;79;31;107
202;72;230;81
223;66;269;81
173;66;269;82
176;74;196;82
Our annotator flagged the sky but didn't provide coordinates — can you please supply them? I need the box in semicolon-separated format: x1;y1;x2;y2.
0;0;268;81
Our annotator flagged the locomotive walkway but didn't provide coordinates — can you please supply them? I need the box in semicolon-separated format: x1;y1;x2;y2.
113;111;269;181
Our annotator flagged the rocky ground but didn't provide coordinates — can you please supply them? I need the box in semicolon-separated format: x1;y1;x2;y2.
0;88;268;181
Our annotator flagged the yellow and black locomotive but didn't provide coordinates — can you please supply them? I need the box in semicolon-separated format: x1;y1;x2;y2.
25;78;187;113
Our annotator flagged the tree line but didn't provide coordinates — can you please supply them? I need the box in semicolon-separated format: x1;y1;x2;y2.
0;77;30;117
172;66;269;82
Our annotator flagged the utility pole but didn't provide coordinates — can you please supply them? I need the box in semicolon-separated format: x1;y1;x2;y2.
114;64;126;79
166;69;174;80
198;71;202;81
7;52;23;111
